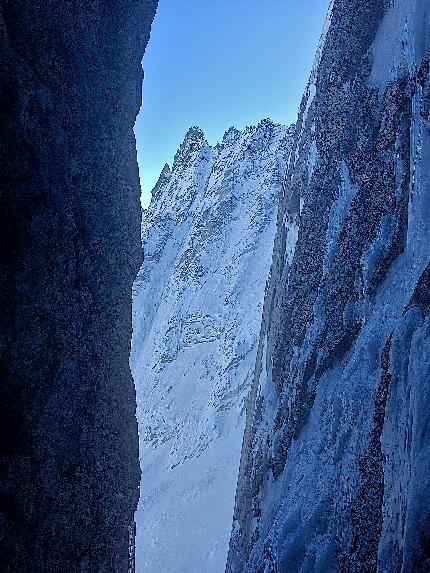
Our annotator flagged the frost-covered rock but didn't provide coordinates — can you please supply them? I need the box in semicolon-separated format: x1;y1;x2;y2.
227;1;430;572
131;119;294;572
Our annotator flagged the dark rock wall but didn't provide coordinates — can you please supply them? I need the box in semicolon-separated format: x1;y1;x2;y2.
227;1;430;571
0;1;157;571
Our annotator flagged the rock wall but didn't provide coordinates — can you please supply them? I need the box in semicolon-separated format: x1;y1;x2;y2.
227;1;430;571
0;2;157;571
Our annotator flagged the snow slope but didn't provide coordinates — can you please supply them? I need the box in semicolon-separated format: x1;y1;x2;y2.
131;119;294;572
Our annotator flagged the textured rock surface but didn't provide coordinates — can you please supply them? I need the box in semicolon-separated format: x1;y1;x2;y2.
227;1;430;571
131;120;293;572
0;2;157;571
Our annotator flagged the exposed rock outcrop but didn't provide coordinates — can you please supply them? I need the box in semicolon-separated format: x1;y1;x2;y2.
0;2;157;570
131;120;294;572
227;1;430;571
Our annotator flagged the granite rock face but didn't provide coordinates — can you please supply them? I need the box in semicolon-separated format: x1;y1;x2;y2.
227;1;430;571
0;2;157;571
131;120;294;572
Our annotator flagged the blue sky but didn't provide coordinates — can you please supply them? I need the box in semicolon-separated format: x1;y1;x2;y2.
135;0;330;207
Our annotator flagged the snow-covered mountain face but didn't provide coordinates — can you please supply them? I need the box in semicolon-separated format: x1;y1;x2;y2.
227;1;430;572
131;120;294;572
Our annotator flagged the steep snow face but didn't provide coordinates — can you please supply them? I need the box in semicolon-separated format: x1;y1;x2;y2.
227;1;430;572
131;120;294;572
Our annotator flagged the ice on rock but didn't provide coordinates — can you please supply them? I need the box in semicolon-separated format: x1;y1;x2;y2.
226;1;430;571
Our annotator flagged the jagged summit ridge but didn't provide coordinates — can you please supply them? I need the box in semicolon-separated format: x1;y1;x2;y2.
154;119;290;182
148;119;294;215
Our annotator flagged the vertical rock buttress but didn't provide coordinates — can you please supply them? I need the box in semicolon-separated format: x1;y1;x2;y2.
227;1;430;571
0;2;158;571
